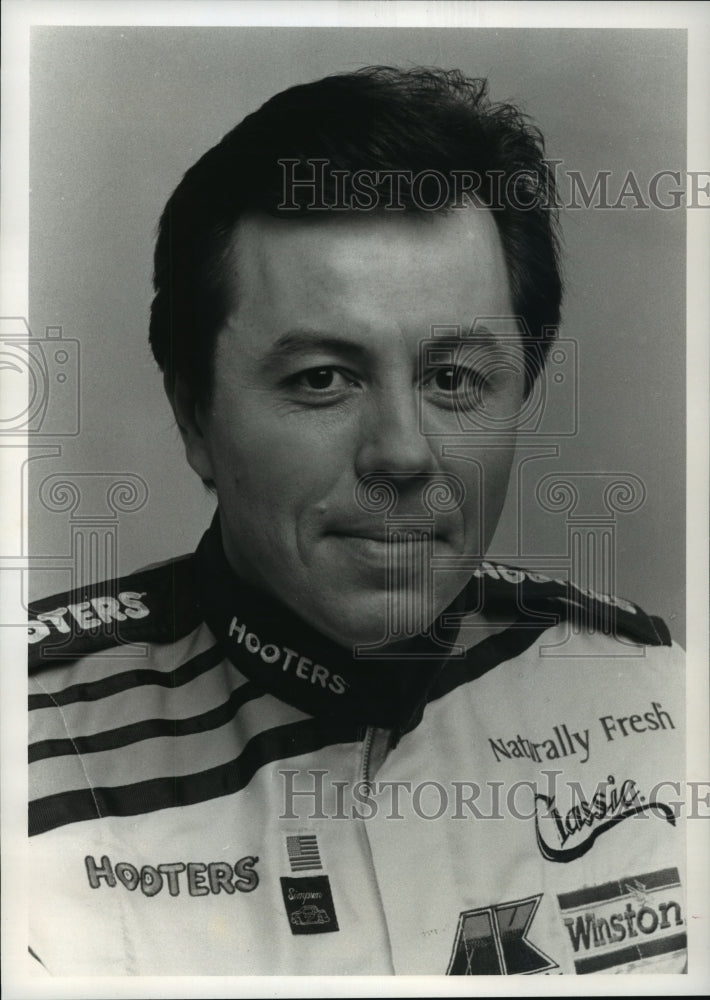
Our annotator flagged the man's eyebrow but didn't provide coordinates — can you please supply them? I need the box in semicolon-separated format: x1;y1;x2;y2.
428;326;512;351
257;325;509;371
258;330;371;367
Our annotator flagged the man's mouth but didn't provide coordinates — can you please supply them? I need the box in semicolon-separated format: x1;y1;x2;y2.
326;527;445;567
333;531;432;542
328;524;443;543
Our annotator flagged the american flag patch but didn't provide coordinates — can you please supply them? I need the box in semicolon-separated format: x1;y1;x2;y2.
286;834;322;872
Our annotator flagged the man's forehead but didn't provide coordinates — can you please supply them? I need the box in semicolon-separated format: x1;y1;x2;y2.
227;206;513;333
233;204;506;263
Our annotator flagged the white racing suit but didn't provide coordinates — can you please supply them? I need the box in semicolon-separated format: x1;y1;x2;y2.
28;516;686;975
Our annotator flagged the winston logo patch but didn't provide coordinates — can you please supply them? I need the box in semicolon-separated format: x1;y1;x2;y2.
557;867;686;973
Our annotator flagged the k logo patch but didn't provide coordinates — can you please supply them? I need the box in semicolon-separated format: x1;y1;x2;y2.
447;894;557;975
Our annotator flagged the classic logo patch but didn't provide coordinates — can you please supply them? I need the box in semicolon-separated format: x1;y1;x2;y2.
534;774;675;862
280;876;339;935
557;867;686;973
447;894;557;975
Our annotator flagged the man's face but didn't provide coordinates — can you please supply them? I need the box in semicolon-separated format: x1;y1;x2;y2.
185;207;524;648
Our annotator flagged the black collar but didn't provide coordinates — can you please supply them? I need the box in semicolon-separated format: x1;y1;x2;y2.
194;513;464;736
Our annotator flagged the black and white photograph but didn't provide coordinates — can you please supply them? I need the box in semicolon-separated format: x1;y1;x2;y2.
1;1;708;995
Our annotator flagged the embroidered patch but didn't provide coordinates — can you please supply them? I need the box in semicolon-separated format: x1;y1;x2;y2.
447;894;557;975
557;867;686;973
534;774;676;863
84;854;259;896
280;875;339;935
286;834;322;872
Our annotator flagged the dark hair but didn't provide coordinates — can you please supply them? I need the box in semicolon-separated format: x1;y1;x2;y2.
149;66;562;401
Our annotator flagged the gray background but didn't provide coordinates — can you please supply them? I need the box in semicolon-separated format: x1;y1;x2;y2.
28;26;686;642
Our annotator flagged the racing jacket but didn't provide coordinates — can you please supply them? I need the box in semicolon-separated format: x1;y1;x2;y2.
28;515;686;976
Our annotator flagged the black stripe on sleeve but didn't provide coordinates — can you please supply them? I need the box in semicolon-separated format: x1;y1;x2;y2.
29;717;358;835
29;681;262;762
29;643;225;711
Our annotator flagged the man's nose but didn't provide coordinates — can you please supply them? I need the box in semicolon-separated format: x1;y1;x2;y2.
354;384;438;479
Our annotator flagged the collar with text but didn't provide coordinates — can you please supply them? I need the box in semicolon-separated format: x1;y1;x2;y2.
194;513;464;735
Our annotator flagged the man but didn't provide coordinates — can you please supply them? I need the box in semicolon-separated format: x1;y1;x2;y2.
28;67;685;976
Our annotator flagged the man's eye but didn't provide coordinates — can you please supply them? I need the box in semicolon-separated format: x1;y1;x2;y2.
427;366;489;401
302;367;338;389
291;367;357;392
433;367;462;391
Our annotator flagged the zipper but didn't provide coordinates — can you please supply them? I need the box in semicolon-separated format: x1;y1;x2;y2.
356;725;397;972
360;725;391;785
361;727;376;785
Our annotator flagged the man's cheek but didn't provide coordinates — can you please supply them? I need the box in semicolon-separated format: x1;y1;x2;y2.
455;472;484;550
483;457;517;542
457;458;514;548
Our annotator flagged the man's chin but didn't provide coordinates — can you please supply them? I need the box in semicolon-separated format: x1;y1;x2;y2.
301;588;453;654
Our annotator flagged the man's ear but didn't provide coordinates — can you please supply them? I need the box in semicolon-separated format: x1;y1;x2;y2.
166;372;216;485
